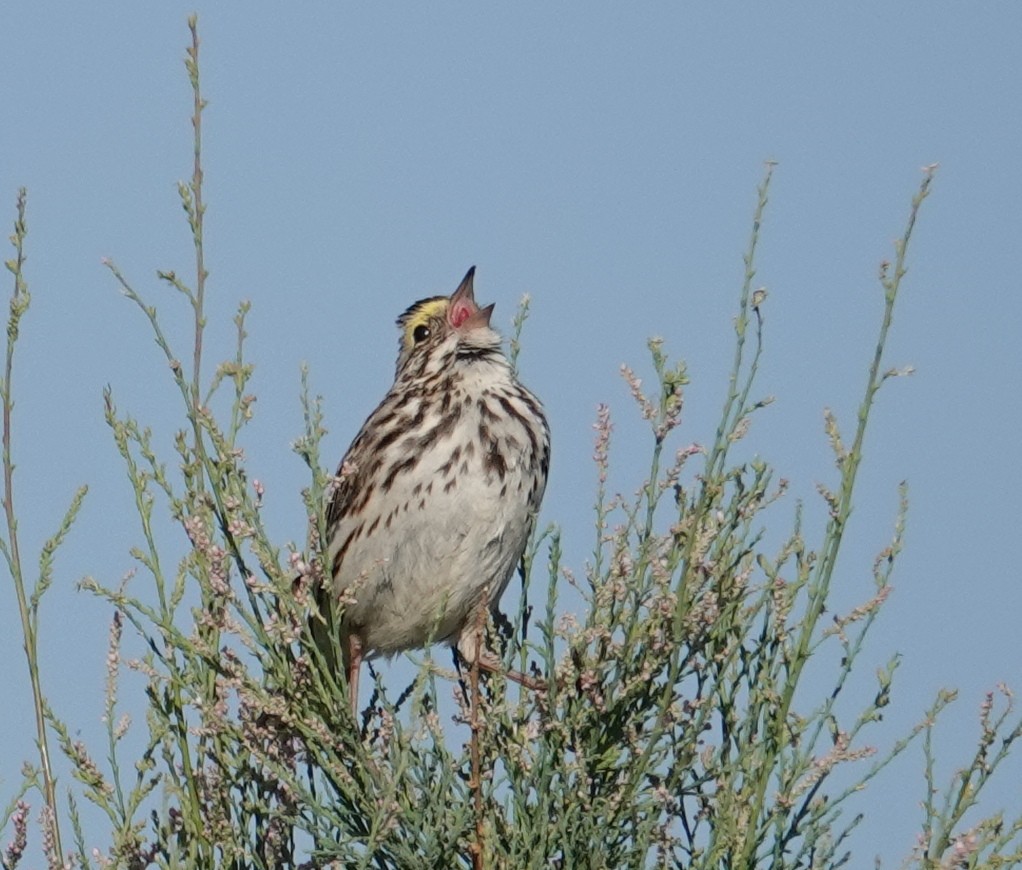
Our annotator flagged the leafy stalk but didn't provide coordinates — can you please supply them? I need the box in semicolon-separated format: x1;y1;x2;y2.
2;189;65;865
739;165;938;866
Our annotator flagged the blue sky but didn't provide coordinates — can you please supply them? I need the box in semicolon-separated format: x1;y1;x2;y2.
2;4;1020;864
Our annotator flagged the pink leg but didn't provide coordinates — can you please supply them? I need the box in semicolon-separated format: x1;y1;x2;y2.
457;624;546;692
475;651;546;691
347;633;363;716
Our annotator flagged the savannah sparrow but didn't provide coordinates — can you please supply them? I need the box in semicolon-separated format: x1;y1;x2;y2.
322;267;550;710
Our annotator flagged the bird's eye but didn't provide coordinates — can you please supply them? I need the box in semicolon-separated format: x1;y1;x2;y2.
412;324;431;344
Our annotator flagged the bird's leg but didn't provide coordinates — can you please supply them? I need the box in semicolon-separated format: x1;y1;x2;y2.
346;632;363;717
455;610;547;694
476;650;547;692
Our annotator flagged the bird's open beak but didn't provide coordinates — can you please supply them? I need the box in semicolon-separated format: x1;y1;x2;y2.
448;266;494;330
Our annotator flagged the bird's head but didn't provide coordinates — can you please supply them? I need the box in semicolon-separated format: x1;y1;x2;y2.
394;266;499;378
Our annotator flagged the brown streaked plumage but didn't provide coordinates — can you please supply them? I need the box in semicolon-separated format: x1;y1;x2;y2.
321;267;550;712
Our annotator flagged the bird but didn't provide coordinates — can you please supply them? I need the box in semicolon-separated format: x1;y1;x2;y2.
320;266;550;713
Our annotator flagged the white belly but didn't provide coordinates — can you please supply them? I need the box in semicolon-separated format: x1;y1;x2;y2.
331;392;540;655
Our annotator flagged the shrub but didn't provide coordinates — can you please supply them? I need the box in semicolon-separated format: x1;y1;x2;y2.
3;18;1020;870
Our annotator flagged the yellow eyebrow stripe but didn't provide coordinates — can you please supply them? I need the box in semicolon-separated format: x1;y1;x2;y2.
401;298;449;348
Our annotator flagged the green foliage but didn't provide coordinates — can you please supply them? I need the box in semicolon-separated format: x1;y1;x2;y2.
3;17;1021;870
